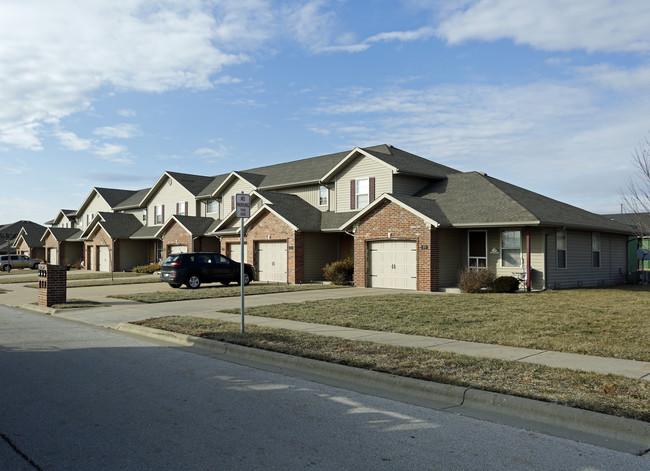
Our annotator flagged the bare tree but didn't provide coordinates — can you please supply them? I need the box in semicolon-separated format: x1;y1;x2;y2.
622;134;650;239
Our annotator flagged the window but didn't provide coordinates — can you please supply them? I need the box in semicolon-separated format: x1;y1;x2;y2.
86;213;93;228
154;205;165;225
319;185;328;207
592;232;601;268
501;230;521;267
176;201;188;216
356;178;369;209
206;199;219;214
142;208;147;223
557;230;567;269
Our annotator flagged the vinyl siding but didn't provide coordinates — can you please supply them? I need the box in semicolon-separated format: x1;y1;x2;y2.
393;175;431;196
334;155;392;213
274;185;324;210
78;195;111;230
221;179;256;218
438;228;463;287
145;176;196;226
545;230;627;289
303;232;339;281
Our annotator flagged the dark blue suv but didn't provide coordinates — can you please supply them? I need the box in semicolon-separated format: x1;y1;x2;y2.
160;252;255;289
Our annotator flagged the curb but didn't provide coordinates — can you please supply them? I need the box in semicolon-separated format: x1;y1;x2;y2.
117;322;650;456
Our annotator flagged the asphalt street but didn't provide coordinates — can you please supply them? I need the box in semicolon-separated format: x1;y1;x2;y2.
1;305;648;470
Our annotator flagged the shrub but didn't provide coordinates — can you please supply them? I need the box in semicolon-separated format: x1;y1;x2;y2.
132;263;161;274
492;276;520;293
322;258;354;285
458;269;495;293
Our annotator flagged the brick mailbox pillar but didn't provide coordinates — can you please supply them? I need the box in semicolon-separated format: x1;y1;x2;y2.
38;263;67;307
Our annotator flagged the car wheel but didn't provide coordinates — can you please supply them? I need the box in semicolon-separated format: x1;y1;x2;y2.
186;275;201;289
0;265;7;272
168;283;182;288
32;263;39;269
4;265;11;272
220;281;230;286
238;272;251;286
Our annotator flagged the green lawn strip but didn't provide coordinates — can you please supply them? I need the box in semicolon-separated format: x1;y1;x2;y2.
133;316;650;423
226;288;650;362
0;271;152;284
50;299;107;309
111;283;341;303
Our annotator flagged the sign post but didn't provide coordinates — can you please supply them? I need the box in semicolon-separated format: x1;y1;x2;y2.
236;193;251;332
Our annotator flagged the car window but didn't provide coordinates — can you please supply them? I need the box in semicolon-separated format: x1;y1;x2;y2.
215;255;230;264
162;255;181;265
20;255;28;261
10;255;19;261
196;254;212;264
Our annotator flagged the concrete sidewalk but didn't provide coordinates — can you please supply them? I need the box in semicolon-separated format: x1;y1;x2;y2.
2;278;649;381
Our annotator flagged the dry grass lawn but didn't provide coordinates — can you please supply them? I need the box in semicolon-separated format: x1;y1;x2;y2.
135;316;650;422
233;287;650;361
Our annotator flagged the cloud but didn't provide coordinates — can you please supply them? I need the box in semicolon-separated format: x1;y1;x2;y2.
94;124;143;139
56;131;92;151
435;0;650;53
0;0;275;151
195;145;229;159
93;143;132;164
117;109;137;118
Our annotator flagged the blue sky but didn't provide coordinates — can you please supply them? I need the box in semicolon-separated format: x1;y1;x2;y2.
2;0;650;224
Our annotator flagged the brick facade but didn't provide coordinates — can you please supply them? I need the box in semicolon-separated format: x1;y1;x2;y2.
161;221;194;259
353;200;439;291
221;210;304;283
85;227;116;271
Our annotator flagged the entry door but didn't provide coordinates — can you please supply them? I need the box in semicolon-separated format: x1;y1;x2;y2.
368;240;417;290
89;247;95;271
468;231;487;270
257;241;287;282
48;248;57;264
98;246;110;272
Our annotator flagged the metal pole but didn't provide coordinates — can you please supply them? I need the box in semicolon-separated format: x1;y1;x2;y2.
240;216;245;333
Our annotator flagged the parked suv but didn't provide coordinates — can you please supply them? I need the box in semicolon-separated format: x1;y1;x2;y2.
160;252;256;289
0;254;41;271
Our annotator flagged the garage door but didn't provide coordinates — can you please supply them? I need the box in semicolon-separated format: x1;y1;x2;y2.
257;241;287;282
98;246;110;272
168;245;188;255
368;240;417;290
48;248;57;264
229;243;247;263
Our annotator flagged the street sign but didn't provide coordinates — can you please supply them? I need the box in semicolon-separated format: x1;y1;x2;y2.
236;193;250;218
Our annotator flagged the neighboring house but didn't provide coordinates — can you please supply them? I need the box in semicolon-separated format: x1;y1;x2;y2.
41;227;84;267
12;223;47;260
40;143;632;288
0;221;45;255
46;209;78;229
603;212;650;275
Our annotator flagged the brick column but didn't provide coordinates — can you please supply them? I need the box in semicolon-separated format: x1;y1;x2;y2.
38;263;67;307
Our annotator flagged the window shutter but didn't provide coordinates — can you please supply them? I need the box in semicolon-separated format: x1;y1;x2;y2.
231;195;235;212
175;203;179;215
161;205;165;224
369;177;375;202
185;201;188;215
350;180;356;210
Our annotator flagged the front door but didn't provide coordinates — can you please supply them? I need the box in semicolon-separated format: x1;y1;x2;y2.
468;231;487;270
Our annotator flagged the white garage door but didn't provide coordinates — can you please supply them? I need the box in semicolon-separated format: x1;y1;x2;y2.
98;246;110;272
257;241;287;283
48;248;57;264
229;243;248;263
369;240;417;290
169;245;188;255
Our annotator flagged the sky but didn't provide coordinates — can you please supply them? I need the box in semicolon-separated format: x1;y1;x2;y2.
1;0;650;224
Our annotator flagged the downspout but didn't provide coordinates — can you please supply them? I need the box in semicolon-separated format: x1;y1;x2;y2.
526;229;531;292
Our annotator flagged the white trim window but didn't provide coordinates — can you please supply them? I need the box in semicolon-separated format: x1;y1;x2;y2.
176;201;188;216
356;178;369;209
154;204;164;225
86;213;94;228
501;230;521;267
142;208;147;223
557;230;567;269
319;185;328;207
206;199;219;214
592;232;601;268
